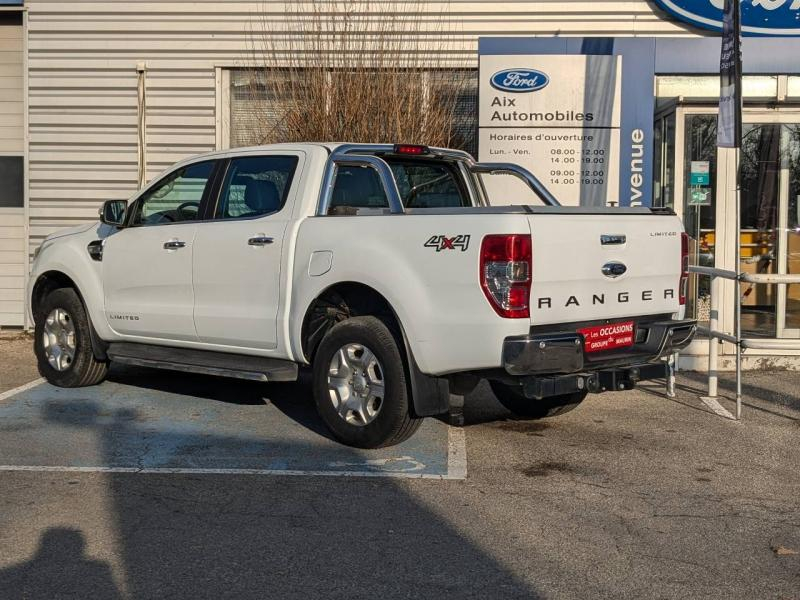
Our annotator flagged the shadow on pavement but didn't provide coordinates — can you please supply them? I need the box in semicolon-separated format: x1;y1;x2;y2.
678;371;800;420
13;372;541;599
107;364;272;406
108;365;528;437
0;528;123;600
107;364;333;439
455;381;562;427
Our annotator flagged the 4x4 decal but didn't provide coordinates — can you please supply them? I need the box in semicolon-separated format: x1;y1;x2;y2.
424;235;471;252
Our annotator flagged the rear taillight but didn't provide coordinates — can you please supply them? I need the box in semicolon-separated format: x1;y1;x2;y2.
480;234;532;318
680;232;689;305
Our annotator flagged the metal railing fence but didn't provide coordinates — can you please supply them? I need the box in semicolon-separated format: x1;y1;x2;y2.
689;265;800;419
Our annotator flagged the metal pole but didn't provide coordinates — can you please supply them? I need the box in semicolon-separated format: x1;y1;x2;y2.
733;0;743;421
708;275;720;398
734;147;742;420
666;352;676;398
136;62;147;190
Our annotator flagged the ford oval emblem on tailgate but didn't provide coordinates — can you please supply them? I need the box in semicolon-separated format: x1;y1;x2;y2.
602;262;627;278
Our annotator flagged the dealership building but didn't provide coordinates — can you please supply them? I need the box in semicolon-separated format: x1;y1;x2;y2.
1;0;800;369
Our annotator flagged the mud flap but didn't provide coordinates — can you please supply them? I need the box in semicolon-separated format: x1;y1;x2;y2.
407;351;450;417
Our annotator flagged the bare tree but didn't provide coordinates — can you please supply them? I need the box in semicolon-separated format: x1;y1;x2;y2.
240;1;474;150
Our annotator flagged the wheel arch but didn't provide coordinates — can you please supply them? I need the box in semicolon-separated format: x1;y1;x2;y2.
301;281;399;363
31;270;83;320
300;281;449;418
31;270;108;361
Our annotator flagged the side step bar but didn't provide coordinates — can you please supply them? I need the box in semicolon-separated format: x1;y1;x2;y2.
106;342;298;383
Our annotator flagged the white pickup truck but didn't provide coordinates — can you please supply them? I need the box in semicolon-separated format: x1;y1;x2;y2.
28;143;695;447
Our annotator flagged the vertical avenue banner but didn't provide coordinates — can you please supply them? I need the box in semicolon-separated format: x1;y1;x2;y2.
718;0;742;149
479;54;622;207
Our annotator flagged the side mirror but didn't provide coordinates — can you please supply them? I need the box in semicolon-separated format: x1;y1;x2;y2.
99;199;127;227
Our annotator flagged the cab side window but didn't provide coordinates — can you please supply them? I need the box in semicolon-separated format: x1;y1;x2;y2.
215;155;299;220
132;161;215;226
388;160;467;208
329;166;389;212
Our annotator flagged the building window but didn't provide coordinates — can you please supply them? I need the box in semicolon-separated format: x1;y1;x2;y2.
0;156;23;208
230;70;295;150
229;69;478;158
429;70;479;158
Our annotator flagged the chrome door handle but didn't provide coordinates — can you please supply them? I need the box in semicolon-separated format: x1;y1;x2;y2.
248;235;274;246
163;240;187;250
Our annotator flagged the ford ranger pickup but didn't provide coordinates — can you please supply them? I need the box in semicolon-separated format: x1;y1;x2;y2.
27;143;696;448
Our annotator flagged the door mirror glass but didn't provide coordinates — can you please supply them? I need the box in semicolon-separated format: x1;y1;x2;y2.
99;199;127;226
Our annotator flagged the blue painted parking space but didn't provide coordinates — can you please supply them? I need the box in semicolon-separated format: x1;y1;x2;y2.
0;366;462;479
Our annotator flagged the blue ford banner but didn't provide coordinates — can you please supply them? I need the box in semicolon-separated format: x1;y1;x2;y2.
718;0;742;148
655;0;800;36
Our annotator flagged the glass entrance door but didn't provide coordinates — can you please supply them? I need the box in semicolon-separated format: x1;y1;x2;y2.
673;108;800;341
739;122;780;337
680;114;717;330
777;125;800;337
739;122;800;338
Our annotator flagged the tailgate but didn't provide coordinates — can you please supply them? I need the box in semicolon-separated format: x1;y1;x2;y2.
528;213;683;326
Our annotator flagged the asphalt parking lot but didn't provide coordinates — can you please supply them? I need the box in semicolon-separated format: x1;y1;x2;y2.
0;332;798;599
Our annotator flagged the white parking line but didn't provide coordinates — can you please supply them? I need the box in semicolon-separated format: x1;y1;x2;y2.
700;396;737;421
447;426;467;479
0;463;465;479
0;378;468;480
0;378;44;404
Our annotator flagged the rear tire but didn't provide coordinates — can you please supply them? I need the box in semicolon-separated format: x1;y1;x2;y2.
312;316;422;448
490;380;586;419
34;288;108;388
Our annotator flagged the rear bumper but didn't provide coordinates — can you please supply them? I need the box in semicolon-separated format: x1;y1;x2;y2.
502;318;696;377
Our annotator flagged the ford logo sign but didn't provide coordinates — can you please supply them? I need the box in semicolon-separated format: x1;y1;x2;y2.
490;68;549;93
655;0;800;36
602;262;627;279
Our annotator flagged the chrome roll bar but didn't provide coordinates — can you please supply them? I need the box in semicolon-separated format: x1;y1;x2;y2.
316;143;562;215
334;143;475;162
317;150;404;216
470;162;560;207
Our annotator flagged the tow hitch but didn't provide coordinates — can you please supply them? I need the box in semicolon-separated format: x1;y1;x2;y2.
521;363;668;399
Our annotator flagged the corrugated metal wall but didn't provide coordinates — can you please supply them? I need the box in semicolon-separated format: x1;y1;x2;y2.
0;13;22;155
0;12;24;326
0;208;25;326
24;1;696;282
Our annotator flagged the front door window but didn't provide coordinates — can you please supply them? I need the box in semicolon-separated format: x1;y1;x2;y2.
132;161;215;226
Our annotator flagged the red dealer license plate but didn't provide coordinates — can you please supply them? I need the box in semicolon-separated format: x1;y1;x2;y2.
578;321;635;353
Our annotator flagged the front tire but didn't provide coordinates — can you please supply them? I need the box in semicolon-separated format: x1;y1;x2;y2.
312;316;422;448
490;380;587;419
34;288;108;388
